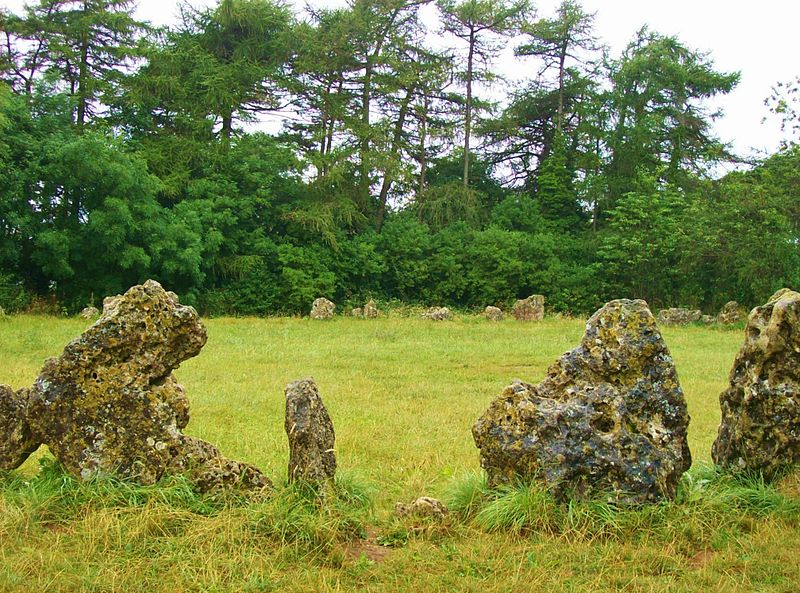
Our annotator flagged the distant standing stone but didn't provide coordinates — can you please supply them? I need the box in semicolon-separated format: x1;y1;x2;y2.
285;378;336;484
310;297;336;320
473;299;692;504
512;295;544;321
350;307;363;317
484;306;504;321
701;315;716;325
717;301;746;324
712;289;800;476
656;308;702;325
364;298;379;318
423;306;451;321
79;306;99;319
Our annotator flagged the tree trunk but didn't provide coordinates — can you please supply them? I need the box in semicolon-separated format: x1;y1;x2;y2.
376;84;415;231
463;27;476;189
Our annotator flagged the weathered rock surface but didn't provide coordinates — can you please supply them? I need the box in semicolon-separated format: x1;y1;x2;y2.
285;378;336;484
717;301;747;325
512;295;544;321
364;298;379;318
169;436;271;491
473;299;691;504
395;496;449;521
18;280;269;491
350;307;363;317
79;306;99;319
484;306;504;321
712;289;800;476
701;315;716;325
422;306;451;321
310;297;336;319
656;308;702;326
0;385;38;470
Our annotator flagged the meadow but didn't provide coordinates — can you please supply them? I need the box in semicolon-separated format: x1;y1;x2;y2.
1;314;798;592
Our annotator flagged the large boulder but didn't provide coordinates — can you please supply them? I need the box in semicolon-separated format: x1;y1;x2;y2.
712;289;800;476
484;306;504;321
656;308;702;326
717;301;746;325
512;295;544;321
0;385;38;470
285;378;336;484
310;297;336;320
423;306;452;321
473;299;691;504
20;280;270;490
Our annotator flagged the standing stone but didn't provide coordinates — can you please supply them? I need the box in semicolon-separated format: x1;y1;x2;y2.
0;385;38;470
712;289;800;476
422;306;452;321
512;295;544;321
285;378;336;484
717;301;746;325
350;307;363;318
79;306;99;319
473;299;691;504
484;306;504;321
310;297;336;320
364;298;379;318
22;280;270;491
656;308;702;326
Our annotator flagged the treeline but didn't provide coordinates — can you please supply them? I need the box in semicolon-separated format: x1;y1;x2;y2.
0;0;798;315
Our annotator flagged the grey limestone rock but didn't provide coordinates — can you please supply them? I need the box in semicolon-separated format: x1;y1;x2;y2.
512;295;544;321
285;378;336;484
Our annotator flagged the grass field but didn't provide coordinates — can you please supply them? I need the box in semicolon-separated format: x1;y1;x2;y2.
1;314;798;592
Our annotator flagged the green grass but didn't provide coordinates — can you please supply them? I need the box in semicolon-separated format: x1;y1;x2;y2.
1;314;798;592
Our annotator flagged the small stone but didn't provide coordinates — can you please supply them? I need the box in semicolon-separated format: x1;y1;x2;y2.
285;378;336;484
701;315;716;325
512;295;544;321
364;299;379;318
395;496;449;521
310;297;336;320
79;306;99;319
473;299;691;504
484;306;504;321
0;385;39;470
712;289;800;476
656;308;702;326
351;308;363;317
422;306;451;321
717;301;746;325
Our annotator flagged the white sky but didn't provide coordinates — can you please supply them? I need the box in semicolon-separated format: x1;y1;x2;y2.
6;0;799;160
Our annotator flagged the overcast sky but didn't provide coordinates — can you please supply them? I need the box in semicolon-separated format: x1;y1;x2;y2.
7;0;799;160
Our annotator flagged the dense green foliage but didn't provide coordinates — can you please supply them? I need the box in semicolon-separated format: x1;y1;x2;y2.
1;0;797;314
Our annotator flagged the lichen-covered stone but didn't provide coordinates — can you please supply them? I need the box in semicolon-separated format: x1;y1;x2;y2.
0;385;39;470
712;289;800;476
351;307;363;317
512;295;544;321
395;496;449;521
364;299;379;318
473;299;691;504
717;301;746;325
701;315;716;325
169;436;271;492
22;280;265;491
310;297;336;320
79;306;99;319
285;378;336;484
484;306;504;321
656;308;702;326
422;306;451;321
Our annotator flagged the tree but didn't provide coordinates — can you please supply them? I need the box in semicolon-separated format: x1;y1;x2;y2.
437;0;529;187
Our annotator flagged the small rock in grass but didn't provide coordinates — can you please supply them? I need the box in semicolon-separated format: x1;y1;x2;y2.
656;308;702;326
717;301;747;324
395;496;449;521
79;306;99;319
422;306;451;321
